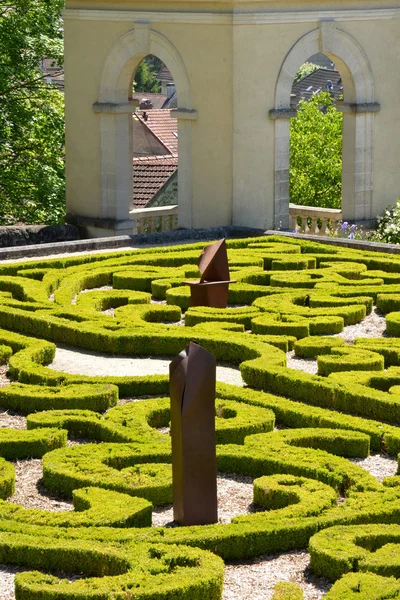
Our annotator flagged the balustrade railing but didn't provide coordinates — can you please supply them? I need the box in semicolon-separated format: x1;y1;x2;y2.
289;203;342;235
130;205;178;235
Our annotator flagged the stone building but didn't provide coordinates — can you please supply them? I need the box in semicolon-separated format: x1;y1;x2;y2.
64;0;400;237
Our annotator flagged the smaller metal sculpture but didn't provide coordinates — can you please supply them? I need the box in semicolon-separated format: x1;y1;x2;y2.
169;341;218;525
185;239;235;307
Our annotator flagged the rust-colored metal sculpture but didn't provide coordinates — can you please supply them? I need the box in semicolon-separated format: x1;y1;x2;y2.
185;238;235;308
169;341;218;525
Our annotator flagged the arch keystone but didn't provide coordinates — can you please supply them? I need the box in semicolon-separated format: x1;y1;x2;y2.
319;20;337;54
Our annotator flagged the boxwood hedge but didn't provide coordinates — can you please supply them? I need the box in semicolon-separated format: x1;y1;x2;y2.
0;235;400;598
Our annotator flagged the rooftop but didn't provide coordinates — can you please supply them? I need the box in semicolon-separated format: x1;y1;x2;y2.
133;155;178;208
291;67;342;107
135;109;178;156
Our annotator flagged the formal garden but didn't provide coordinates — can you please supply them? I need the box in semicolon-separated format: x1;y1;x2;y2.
1;234;400;598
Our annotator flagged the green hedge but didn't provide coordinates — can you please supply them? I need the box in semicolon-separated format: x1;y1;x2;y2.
28;396;275;446
0;427;66;460
1;486;152;528
294;336;345;359
253;292;367;326
309;524;400;581
386;311;400;336
253;474;337;513
272;582;304;600
2;234;400;594
42;427;376;507
0;344;12;364
12;539;224;600
376;293;400;314
318;347;384;376
0;383;118;413
0;457;15;499
324;573;400;600
185;306;261;329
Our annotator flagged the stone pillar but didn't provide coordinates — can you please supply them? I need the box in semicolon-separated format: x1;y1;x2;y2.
269;108;297;230
339;102;380;222
171;109;197;230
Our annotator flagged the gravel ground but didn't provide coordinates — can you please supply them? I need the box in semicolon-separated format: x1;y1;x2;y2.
152;473;255;527
0;365;11;388
8;459;72;512
334;307;388;343
0;302;397;599
49;345;244;387
0;565;29;600
223;551;331;600
0;411;26;430
350;453;398;482
286;351;318;374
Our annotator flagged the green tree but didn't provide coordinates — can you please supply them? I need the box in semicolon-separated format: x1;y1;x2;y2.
134;57;161;93
290;92;343;209
294;62;325;83
0;0;65;225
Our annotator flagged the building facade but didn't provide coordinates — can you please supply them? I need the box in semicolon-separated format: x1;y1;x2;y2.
64;0;400;237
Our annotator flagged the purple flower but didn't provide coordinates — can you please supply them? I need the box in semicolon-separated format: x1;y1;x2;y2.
350;224;356;230
348;232;355;239
341;222;349;231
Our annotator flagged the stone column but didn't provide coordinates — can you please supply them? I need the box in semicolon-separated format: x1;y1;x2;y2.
171;108;197;230
269;108;297;230
338;102;380;223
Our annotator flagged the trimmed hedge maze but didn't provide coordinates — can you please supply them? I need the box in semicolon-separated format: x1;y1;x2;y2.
4;235;400;598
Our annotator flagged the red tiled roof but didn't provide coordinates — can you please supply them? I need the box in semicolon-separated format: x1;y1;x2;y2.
132;92;168;109
136;109;178;155
158;64;173;83
133;155;178;208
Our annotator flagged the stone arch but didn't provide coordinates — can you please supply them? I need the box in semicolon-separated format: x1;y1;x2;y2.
99;27;192;108
272;25;377;228
95;27;194;225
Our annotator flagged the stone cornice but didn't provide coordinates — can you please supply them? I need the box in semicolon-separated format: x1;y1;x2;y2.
63;6;400;24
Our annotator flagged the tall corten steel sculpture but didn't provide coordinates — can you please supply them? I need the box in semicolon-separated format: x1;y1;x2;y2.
185;239;235;308
169;341;218;525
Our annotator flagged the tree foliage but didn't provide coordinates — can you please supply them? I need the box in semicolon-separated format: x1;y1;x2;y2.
294;62;326;83
290;92;343;209
0;0;65;225
134;56;162;93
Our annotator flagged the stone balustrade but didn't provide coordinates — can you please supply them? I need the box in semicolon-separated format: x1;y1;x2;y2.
129;205;179;235
289;203;342;236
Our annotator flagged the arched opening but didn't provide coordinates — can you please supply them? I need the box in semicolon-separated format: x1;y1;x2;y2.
131;55;178;222
272;26;376;231
96;28;194;230
289;52;343;232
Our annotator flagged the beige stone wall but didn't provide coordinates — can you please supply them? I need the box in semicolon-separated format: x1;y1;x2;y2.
64;0;400;235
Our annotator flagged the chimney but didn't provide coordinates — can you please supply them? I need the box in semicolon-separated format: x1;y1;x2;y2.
140;98;153;110
167;83;176;100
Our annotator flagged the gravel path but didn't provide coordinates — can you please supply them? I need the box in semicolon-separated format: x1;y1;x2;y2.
8;459;72;512
152;473;255;527
286;351;318;375
223;551;331;600
0;300;397;599
350;453;398;482
0;365;11;389
49;345;244;387
334;307;387;343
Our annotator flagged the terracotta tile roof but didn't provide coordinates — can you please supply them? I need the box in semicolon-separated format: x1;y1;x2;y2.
133;155;178;208
158;64;173;83
132;92;168;110
135;109;178;155
291;68;342;107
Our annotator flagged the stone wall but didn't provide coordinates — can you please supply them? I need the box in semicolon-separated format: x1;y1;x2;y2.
0;225;79;248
